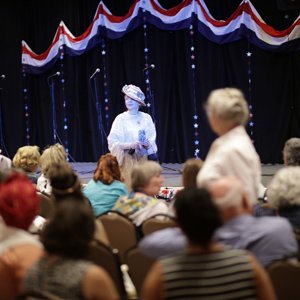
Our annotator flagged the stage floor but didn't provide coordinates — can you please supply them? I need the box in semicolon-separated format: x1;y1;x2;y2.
71;163;283;188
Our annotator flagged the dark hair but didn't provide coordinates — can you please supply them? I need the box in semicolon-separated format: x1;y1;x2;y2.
93;153;122;184
174;188;222;248
182;158;203;188
41;199;95;258
48;162;84;201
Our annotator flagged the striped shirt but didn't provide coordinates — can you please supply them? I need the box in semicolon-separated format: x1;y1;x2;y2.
160;248;257;300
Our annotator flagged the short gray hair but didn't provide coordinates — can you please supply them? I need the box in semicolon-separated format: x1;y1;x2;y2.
267;166;300;208
131;161;162;192
205;176;245;210
206;88;249;126
283;138;300;166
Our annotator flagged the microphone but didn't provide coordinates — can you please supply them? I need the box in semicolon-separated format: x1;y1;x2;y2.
89;68;100;79
47;71;60;80
143;64;155;72
0;74;6;79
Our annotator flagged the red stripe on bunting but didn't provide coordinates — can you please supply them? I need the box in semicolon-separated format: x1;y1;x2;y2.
94;0;140;24
196;0;245;27
22;25;63;60
149;0;192;16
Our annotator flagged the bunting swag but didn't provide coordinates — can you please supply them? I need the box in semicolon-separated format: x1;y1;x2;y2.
22;0;300;74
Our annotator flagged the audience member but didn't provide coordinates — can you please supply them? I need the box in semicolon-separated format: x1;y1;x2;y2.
113;161;169;226
142;188;276;300
139;176;298;267
181;158;203;188
267;166;300;231
197;87;262;203
0;171;43;299
48;162;110;246
37;143;68;194
22;199;119;300
84;153;128;217
283;137;300;166
254;137;300;217
12;145;40;183
0;149;11;172
48;162;84;202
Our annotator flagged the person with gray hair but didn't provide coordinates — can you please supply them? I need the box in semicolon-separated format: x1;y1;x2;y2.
283;137;300;166
139;176;298;267
267;166;300;230
197;87;263;203
112;160;169;226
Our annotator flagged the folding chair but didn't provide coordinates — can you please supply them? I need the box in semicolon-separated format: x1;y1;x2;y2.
141;213;177;236
97;211;138;263
268;260;300;300
124;246;155;297
86;240;127;299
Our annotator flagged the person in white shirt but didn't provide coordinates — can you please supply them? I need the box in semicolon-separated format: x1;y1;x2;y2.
107;84;157;189
197;87;262;203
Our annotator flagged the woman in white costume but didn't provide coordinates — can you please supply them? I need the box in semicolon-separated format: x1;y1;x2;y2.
107;84;157;189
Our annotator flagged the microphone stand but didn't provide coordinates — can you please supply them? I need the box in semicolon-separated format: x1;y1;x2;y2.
48;78;57;144
89;77;107;155
0;87;9;157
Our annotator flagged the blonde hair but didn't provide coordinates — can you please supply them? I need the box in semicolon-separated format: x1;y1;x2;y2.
206;88;249;126
13;145;40;172
40;144;67;177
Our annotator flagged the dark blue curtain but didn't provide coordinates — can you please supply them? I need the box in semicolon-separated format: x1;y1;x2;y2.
0;0;300;163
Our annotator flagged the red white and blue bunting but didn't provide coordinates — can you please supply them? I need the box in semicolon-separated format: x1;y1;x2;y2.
22;0;300;74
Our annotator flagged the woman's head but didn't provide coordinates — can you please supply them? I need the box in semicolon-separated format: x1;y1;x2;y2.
48;162;83;201
267;166;300;209
40;144;67;177
131;161;164;196
182;158;203;188
174;187;222;248
41;199;95;258
283;138;300;166
206;88;249;135
93;153;122;184
0;171;40;230
13;145;40;172
122;84;146;111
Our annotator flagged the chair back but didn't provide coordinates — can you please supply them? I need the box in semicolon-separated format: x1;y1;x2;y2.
86;240;127;299
37;192;54;219
268;260;300;300
124;246;155;297
97;211;138;263
141;214;177;236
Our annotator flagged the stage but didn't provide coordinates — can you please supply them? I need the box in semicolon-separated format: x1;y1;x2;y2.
71;163;283;188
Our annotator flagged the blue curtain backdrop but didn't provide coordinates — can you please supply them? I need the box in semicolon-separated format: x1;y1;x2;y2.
0;0;300;163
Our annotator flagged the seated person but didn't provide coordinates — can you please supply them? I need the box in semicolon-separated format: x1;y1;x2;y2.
37;143;68;194
21;199;119;300
139;176;298;267
0;149;11;172
48;162;110;245
113;161;169;226
0;171;43;299
12;145;40;184
267;166;300;231
84;153;128;217
142;188;276;300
